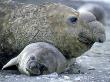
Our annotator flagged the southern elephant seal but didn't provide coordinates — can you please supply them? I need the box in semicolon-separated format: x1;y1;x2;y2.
0;2;106;70
2;42;67;75
78;4;106;25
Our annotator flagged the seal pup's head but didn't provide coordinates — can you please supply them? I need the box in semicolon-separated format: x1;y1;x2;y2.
2;55;49;76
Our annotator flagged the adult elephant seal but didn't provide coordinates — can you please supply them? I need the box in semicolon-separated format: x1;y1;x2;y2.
0;2;106;68
2;42;67;75
78;4;106;25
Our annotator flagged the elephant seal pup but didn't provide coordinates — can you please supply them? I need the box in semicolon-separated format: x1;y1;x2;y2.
2;42;67;76
78;4;106;25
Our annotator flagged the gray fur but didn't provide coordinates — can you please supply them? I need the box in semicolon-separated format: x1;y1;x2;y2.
3;42;67;75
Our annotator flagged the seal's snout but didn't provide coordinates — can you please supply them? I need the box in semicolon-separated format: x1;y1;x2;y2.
26;60;48;75
26;61;41;75
97;34;106;43
99;38;103;43
29;61;39;69
88;20;106;43
98;36;105;43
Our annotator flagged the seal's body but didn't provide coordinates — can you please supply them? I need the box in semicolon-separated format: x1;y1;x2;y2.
3;42;67;75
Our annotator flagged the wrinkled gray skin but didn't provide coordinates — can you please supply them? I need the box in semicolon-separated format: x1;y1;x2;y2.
78;4;106;25
2;42;67;76
78;11;106;43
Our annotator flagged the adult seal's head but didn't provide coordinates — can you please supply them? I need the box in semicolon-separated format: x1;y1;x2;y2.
41;3;106;58
2;42;67;75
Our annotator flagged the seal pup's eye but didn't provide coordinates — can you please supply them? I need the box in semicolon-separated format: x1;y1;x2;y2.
68;17;78;24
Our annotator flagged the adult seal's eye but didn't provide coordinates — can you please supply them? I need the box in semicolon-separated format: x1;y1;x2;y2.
68;17;78;24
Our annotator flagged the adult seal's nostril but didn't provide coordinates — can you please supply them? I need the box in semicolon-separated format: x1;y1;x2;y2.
99;39;103;43
98;37;105;43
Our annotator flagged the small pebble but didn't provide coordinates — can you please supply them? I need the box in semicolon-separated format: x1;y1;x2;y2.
63;76;70;80
74;77;81;81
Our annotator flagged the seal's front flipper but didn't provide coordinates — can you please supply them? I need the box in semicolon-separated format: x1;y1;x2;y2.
2;57;18;70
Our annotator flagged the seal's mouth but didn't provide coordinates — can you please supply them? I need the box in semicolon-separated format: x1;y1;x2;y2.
78;32;95;46
26;68;40;76
78;31;105;47
95;34;106;43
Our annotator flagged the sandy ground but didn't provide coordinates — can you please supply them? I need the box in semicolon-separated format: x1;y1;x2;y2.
0;0;110;82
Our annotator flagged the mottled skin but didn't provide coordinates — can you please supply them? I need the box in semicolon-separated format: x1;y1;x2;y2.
3;42;67;75
0;2;106;71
